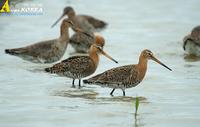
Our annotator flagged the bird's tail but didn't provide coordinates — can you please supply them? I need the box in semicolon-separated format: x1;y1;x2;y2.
83;79;93;84
96;20;107;29
83;72;106;85
92;19;107;29
5;48;26;55
45;62;63;74
83;75;99;84
84;15;107;29
45;67;53;73
5;49;18;55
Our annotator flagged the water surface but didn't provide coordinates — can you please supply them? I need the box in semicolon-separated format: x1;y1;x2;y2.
0;0;200;127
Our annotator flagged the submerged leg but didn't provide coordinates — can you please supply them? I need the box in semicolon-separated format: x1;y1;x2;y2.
78;79;81;88
110;88;115;96
122;89;126;96
72;79;75;88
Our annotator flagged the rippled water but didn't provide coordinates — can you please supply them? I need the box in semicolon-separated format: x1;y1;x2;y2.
1;0;200;127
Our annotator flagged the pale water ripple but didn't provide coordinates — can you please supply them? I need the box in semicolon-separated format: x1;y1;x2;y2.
0;0;200;127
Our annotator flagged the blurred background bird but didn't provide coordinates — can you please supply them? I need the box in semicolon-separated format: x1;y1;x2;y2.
183;26;200;57
51;6;107;32
5;19;89;63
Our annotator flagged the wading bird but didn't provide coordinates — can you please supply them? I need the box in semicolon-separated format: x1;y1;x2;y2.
5;19;90;63
45;35;118;88
84;49;172;96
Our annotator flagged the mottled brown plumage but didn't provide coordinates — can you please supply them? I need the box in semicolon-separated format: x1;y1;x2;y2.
51;6;107;32
5;19;88;63
45;35;117;88
84;49;172;96
183;26;200;56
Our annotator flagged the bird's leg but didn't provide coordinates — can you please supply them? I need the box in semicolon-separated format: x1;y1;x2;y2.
78;79;81;89
122;85;126;96
110;88;115;96
72;79;75;88
122;89;126;96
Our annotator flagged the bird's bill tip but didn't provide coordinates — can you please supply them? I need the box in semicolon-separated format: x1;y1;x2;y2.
151;56;172;71
101;50;118;63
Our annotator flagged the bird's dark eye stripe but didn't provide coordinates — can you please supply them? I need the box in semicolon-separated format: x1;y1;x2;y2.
146;50;152;54
94;45;103;50
98;46;102;50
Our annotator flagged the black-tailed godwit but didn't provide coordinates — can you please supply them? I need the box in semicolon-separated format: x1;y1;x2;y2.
45;35;117;88
51;6;107;32
84;49;172;96
5;19;89;63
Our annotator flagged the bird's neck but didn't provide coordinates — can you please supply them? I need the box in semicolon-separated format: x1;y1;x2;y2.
89;51;99;69
137;55;148;80
59;24;69;42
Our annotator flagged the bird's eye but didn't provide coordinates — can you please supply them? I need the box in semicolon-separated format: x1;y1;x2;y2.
148;52;153;56
67;20;74;26
97;46;102;50
70;21;74;25
145;50;152;55
95;45;103;50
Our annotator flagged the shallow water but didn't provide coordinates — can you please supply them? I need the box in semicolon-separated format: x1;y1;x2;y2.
1;0;200;127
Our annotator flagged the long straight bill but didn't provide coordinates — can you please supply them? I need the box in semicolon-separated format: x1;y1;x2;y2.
151;56;172;71
100;49;118;63
51;14;64;28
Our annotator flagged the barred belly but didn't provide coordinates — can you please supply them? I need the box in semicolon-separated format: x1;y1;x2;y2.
124;80;141;88
63;71;86;79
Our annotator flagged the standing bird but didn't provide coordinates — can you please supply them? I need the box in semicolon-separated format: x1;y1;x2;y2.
5;19;89;63
83;49;172;96
183;26;200;56
45;35;118;88
51;6;107;32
